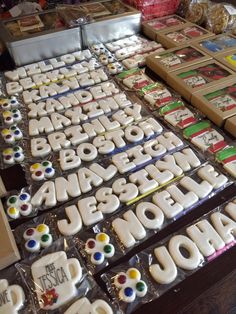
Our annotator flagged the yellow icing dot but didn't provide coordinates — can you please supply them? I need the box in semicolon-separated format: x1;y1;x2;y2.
37;224;46;233
31;163;40;170
0;99;8;105
97;233;108;242
3;148;13;155
129;269;139;279
2;129;10;135
9;207;17;214
3;111;11;118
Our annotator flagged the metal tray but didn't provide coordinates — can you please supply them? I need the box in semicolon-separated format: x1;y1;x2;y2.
0;10;82;66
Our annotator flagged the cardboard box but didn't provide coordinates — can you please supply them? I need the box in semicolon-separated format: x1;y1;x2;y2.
192;78;236;127
146;45;212;80
0;201;20;270
142;15;189;41
193;33;236;57
156;24;214;49
215;50;236;72
225;115;236;138
167;61;236;102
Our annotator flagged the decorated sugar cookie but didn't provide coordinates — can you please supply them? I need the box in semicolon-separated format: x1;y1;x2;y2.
30;161;55;181
85;232;115;265
64;297;113;314
159;101;197;128
140;83;174;108
0;97;19;110
1;125;23;144
0;279;25;314
2;146;24;165
24;224;53;253
2;109;22;125
31;251;82;310
6;192;32;219
183;121;227;153
216;147;236;178
107;62;123;75
118;68;152;90
114;268;147;303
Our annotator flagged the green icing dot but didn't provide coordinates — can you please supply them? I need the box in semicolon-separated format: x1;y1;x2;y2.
13;146;20;152
9;196;17;204
41;234;50;242
42;161;49;167
136;282;145;292
104;245;112;254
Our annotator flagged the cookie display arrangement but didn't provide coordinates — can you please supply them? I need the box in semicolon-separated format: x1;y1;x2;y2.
0;11;236;314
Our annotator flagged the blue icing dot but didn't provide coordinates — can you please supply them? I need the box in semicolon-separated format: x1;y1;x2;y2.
20;194;28;201
45;167;53;173
124;287;133;297
94;252;102;261
11;100;16;104
13;114;19;118
14;152;21;158
27;240;36;248
14;130;20;135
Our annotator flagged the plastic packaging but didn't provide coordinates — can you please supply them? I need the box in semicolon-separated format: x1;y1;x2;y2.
0;265;35;313
116;68;153;91
185;0;211;26
56;4;92;27
207;3;236;34
16;238;87;313
102;197;236;310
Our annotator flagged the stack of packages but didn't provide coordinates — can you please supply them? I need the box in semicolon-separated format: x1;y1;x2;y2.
123;0;180;20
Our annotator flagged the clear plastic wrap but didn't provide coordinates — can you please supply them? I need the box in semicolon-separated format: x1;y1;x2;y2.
116;68;154;91
207;3;236;34
16;238;87;313
185;0;211;26
56;4;92;27
0;265;35;314
215;144;236;179
102;197;236;310
102;255;156;314
76;160;231;272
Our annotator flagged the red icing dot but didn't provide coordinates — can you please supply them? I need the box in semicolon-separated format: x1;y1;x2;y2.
26;228;34;236
6;135;12;139
5;155;11;160
118;274;126;284
36;171;42;177
87;240;96;249
21;204;28;211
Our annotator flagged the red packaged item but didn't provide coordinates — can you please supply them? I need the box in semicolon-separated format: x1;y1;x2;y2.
124;0;180;20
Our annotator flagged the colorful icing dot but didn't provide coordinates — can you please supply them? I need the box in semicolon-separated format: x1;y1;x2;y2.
42;161;49;167
20;194;28;201
41;234;50;242
118;275;126;284
26;228;34;236
104;244;112;254
28;239;37;248
94;252;102;261
124;287;134;297
129;269;139;279
37;224;46;233
9;207;17;214
136;282;146;292
97;233;108;242
20;204;29;211
8;196;17;204
32;163;40;169
87;240;96;249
